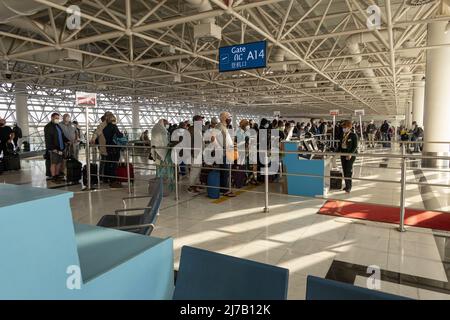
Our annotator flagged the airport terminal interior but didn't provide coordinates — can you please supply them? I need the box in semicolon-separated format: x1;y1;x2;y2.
1;0;450;300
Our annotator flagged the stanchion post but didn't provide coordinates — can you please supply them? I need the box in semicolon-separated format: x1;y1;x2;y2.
126;146;132;195
174;149;179;202
86;107;91;190
229;160;232;193
398;144;407;232
264;150;269;213
96;148;101;187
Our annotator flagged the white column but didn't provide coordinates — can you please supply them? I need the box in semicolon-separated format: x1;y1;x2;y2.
422;20;450;167
412;76;425;127
15;83;29;137
132;101;140;129
405;101;412;129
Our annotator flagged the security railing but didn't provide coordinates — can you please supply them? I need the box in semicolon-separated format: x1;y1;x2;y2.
85;140;450;233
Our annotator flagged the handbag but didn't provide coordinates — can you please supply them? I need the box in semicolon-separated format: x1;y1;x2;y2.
113;133;128;146
226;144;239;162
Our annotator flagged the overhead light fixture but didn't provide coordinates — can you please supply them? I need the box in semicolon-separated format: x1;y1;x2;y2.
445;21;450;34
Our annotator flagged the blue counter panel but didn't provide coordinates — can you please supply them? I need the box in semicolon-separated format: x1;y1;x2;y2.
0;184;173;300
283;142;325;197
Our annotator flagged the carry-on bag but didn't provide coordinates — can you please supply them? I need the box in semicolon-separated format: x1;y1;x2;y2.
116;163;135;183
207;170;221;199
330;169;343;190
66;158;82;183
4;153;20;171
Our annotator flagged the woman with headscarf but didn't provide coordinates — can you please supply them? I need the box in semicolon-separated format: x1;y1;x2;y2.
151;119;175;194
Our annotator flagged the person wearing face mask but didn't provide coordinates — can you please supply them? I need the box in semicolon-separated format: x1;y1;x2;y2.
44;113;69;182
216;112;236;197
339;120;358;193
151;119;175;194
59;114;77;160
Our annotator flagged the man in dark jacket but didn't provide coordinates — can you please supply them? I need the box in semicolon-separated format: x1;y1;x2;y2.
44;113;69;181
0;118;13;157
380;120;390;146
339;120;358;193
12;123;22;149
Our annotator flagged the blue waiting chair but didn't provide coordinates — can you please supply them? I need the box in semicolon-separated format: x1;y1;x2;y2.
306;275;412;300
173;246;289;300
97;178;163;236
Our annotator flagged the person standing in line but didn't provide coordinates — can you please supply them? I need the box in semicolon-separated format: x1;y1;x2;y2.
102;114;123;188
140;130;151;146
187;115;204;195
12;123;22;150
380;120;390;147
216;111;236;197
59;114;77;161
91;112;112;182
339;120;358;193
0;118;12;157
72;120;82;159
151;119;175;193
44;113;69;182
366;120;377;148
410;121;424;153
318;119;327;139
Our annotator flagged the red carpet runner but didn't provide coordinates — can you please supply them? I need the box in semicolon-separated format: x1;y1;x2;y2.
319;200;450;232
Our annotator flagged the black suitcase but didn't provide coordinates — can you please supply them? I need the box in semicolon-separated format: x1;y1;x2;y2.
330;169;343;190
4;154;21;171
83;163;99;185
66;158;82;183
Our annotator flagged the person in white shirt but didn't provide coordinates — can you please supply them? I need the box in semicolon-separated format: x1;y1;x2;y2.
216;112;236;197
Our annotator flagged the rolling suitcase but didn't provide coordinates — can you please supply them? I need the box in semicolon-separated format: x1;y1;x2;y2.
83;163;99;185
207;170;221;199
66;158;82;184
4;153;20;171
330;169;343;190
116;163;134;183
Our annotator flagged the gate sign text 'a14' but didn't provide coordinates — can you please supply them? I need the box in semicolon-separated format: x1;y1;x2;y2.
76;92;97;107
219;41;267;73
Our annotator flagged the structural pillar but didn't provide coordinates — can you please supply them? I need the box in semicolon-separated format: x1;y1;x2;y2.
422;20;450;168
132;101;140;130
15;83;29;138
405;101;412;129
412;76;425;127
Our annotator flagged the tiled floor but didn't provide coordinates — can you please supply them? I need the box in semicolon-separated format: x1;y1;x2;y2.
1;150;450;300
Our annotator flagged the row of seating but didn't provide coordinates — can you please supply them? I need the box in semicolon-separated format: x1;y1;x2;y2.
95;178;409;300
174;246;410;300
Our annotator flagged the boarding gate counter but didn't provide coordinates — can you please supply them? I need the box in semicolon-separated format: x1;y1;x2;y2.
282;140;332;198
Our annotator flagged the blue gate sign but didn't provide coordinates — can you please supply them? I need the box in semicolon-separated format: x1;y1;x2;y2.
219;41;267;72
